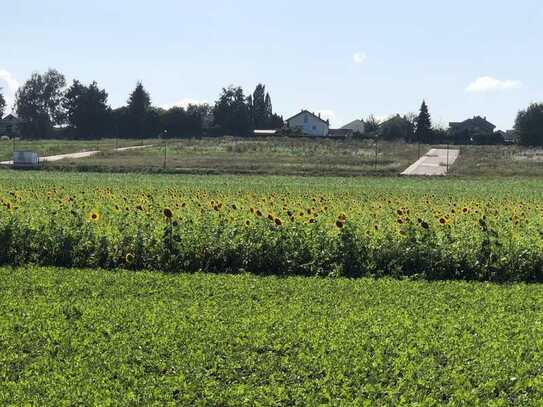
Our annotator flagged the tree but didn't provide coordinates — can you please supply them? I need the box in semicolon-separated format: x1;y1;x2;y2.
515;103;543;146
63;80;111;138
213;86;251;136
264;93;273;127
415;100;432;143
0;88;5;118
365;115;380;133
252;84;267;129
15;69;66;138
127;81;151;138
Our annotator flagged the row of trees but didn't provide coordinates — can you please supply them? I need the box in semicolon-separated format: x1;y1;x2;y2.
6;69;283;139
369;100;543;146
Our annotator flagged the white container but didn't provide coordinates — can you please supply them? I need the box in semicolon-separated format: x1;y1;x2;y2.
12;151;40;168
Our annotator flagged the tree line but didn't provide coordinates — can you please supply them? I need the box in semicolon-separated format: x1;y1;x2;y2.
3;69;284;139
368;100;543;146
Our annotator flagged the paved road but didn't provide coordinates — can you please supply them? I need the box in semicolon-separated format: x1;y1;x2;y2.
401;148;460;176
0;145;153;165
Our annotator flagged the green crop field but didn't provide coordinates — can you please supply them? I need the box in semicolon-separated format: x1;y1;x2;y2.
1;171;543;281
2;266;543;405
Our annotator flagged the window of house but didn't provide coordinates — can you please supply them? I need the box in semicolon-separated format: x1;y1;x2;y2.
312;125;316;130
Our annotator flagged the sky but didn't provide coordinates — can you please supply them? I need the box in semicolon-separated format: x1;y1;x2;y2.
1;0;542;130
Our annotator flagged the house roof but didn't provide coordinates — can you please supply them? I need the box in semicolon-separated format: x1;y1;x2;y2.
449;116;495;130
341;119;365;130
2;113;19;121
286;110;329;125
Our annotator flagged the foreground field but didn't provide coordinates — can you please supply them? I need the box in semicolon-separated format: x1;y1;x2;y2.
2;266;543;405
1;172;543;281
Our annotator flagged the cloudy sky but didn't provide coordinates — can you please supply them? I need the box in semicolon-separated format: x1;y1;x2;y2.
1;0;542;129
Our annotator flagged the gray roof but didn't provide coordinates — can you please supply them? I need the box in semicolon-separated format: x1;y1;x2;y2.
341;119;365;130
286;110;329;125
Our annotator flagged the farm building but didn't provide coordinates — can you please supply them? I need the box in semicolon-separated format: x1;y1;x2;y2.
0;114;21;138
286;110;329;137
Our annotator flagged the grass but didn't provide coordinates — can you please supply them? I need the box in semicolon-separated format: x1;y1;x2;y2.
0;139;155;162
2;266;543;405
8;137;425;176
449;144;543;177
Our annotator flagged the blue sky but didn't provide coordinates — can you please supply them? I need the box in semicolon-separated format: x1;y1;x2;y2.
1;0;542;129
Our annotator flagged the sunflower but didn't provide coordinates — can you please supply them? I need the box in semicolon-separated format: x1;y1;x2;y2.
439;217;447;225
245;220;251;226
335;220;344;228
125;253;135;264
274;217;283;226
163;208;173;218
421;221;430;230
88;211;100;222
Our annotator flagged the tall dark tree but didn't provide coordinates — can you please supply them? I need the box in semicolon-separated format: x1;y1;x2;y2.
415;100;432;143
0;88;6;118
127;81;151;138
63;80;110;138
264;93;273;127
213;86;251;136
252;84;267;129
15;69;66;138
515;103;543;146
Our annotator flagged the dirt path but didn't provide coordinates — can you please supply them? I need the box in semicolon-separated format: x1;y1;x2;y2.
0;145;153;165
401;148;460;176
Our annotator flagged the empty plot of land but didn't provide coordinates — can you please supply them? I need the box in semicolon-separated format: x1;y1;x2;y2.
402;148;460;176
0;145;153;165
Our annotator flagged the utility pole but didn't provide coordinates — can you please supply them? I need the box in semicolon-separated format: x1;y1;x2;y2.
446;142;450;173
163;130;168;169
374;137;378;169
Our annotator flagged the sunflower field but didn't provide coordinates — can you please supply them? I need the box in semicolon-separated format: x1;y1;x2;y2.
1;171;543;282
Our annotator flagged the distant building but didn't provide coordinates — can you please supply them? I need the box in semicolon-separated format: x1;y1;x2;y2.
253;129;277;137
341;119;366;135
449;116;496;144
286;110;329;137
328;128;354;138
0;114;21;138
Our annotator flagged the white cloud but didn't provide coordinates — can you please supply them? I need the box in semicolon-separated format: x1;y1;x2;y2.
0;70;20;93
161;98;209;110
0;70;20;115
466;76;522;93
353;52;367;65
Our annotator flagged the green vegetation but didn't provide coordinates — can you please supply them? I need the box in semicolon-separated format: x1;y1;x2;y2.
0;138;156;162
1;137;423;176
2;266;543;405
1;171;543;282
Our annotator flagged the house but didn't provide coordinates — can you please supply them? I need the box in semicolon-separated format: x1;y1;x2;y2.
286;110;329;137
449;116;496;144
341;119;366;135
0;114;21;138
